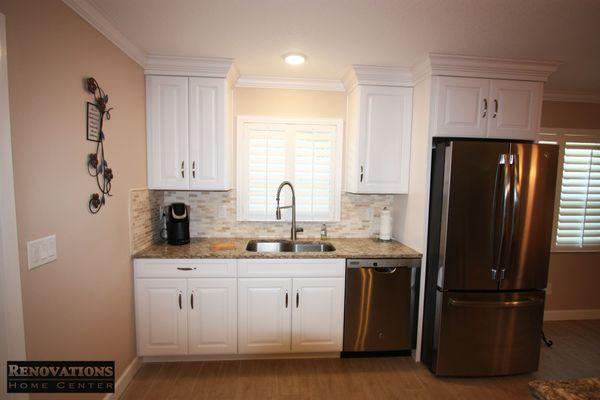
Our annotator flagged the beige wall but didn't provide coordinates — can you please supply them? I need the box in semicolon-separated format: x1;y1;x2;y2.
0;0;146;397
540;100;600;311
234;87;346;119
541;100;600;129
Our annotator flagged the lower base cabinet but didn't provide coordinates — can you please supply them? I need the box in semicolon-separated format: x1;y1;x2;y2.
237;278;292;354
135;277;237;356
238;277;344;354
135;278;188;356
134;258;345;358
188;278;237;355
291;278;345;353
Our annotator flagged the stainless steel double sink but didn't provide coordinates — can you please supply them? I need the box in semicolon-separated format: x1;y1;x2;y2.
246;239;335;253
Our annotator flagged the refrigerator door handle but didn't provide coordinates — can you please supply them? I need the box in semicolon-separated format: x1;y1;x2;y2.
491;153;511;280
448;297;544;308
502;154;519;280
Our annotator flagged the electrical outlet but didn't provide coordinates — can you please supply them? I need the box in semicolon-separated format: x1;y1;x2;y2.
27;235;57;270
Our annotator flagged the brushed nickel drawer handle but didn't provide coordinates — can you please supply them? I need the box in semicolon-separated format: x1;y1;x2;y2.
177;267;197;271
178;292;182;310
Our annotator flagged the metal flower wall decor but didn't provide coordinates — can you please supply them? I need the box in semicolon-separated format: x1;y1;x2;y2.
86;77;115;214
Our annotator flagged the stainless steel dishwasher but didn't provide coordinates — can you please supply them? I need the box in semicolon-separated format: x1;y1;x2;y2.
343;258;421;353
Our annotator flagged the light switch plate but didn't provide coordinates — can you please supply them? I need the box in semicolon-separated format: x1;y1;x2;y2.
27;235;57;270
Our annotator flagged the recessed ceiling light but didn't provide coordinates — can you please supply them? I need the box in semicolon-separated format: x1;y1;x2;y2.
283;53;306;65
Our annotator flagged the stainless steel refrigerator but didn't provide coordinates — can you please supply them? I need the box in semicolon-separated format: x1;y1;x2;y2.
421;139;559;376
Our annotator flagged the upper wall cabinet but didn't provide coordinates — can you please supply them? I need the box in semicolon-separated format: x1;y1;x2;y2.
432;76;542;140
145;56;237;190
343;66;414;194
422;54;560;141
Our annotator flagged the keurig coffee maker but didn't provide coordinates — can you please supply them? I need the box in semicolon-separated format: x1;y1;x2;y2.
166;203;190;245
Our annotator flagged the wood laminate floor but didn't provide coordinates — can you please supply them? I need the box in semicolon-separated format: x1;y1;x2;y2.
122;319;600;400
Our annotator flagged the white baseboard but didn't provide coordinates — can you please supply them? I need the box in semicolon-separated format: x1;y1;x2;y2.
544;309;600;321
103;356;142;400
143;352;340;363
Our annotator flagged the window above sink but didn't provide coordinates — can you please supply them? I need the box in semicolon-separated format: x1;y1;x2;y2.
236;116;344;222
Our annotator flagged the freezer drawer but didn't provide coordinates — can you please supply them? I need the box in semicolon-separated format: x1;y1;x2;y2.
433;290;545;376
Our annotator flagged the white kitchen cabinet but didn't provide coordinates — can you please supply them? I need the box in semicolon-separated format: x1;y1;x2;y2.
433;77;490;138
237;278;292;354
188;77;232;190
134;258;345;358
432;76;543;140
487;80;542;140
345;85;413;194
146;75;232;190
135;278;188;356
187;278;237;355
291;278;345;353
237;273;345;354
146;76;189;190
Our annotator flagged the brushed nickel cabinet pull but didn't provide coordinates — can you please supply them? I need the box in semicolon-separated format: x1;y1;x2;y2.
360;165;364;183
192;161;196;179
181;161;185;178
285;291;288;308
483;98;488;118
190;292;194;309
493;99;498;118
177;267;197;271
178;292;182;310
296;292;299;308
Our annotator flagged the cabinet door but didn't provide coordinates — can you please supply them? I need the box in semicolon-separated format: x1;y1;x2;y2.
357;85;412;194
187;278;237;355
291;278;345;353
433;77;490;138
487;80;542;140
189;77;230;190
238;278;292;354
135;279;187;356
146;76;189;190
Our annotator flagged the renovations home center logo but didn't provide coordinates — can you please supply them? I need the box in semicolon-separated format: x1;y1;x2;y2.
7;361;114;393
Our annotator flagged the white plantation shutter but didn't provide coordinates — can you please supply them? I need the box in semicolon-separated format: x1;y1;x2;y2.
237;117;342;222
556;141;600;249
246;124;287;220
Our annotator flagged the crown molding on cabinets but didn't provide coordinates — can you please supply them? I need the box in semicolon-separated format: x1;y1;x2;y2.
342;65;413;92
235;76;345;92
413;53;561;84
145;55;239;82
543;90;600;104
62;0;147;66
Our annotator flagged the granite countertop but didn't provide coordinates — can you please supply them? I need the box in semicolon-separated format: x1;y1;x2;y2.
529;378;600;400
133;237;422;260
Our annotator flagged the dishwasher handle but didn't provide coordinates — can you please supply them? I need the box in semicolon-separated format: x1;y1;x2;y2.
346;258;421;269
364;267;397;274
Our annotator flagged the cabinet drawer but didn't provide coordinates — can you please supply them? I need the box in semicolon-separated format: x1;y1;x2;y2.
134;259;236;278
237;259;345;278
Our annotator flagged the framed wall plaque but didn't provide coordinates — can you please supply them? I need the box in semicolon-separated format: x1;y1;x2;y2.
86;102;101;142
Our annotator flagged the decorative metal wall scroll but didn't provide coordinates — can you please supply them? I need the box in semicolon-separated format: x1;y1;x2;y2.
86;77;114;214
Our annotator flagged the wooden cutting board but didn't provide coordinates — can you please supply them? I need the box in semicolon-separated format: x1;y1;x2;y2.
209;242;237;251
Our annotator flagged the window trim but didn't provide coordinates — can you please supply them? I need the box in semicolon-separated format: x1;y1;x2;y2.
236;115;344;222
538;128;600;253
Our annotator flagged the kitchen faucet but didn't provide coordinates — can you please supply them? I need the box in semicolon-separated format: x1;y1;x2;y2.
275;181;303;240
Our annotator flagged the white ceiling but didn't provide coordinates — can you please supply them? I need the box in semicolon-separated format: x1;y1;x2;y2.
88;0;600;92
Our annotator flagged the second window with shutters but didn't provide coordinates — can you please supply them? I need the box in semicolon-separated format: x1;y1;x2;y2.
237;117;343;222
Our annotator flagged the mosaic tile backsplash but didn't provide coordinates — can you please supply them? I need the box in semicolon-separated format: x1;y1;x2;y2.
129;188;396;251
163;190;395;238
129;188;163;253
